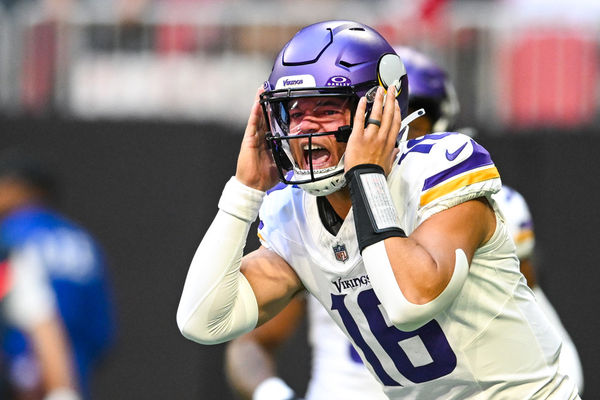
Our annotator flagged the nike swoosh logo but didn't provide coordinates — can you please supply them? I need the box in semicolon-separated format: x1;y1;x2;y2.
445;142;468;161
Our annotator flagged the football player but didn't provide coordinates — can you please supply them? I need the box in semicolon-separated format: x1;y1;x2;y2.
178;20;580;399
224;45;461;400
494;186;584;393
224;45;584;400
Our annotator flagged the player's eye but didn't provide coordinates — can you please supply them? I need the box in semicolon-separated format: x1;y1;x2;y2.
314;106;341;118
290;111;304;120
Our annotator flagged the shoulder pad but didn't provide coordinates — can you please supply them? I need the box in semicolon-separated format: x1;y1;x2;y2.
395;133;501;223
257;183;300;245
416;133;499;207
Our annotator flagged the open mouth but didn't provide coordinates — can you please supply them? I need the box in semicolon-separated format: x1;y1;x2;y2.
303;143;332;170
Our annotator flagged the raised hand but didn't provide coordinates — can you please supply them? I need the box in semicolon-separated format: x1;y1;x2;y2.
235;87;280;191
344;85;402;176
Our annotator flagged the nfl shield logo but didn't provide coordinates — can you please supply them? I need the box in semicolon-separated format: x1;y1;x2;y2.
332;244;349;263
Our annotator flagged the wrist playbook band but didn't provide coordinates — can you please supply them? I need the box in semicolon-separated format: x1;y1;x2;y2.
345;164;406;253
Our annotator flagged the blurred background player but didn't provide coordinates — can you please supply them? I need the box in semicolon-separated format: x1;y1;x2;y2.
0;150;117;400
394;46;460;139
224;45;582;400
493;186;584;393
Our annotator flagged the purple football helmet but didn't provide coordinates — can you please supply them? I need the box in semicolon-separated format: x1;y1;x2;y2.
395;46;459;133
260;20;409;196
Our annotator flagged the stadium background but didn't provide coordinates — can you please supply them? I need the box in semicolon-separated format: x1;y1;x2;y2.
1;0;599;398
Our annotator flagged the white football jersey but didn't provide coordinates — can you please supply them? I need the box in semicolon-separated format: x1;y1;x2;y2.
305;295;388;400
494;186;584;392
258;133;579;399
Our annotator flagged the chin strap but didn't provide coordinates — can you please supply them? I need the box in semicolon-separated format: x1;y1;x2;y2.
341;107;426;145
397;108;426;144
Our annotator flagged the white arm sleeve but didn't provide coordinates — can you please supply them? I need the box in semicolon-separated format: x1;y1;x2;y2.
176;177;264;345
362;243;469;331
4;245;58;330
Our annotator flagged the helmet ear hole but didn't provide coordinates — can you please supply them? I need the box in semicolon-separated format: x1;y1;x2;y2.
377;54;405;95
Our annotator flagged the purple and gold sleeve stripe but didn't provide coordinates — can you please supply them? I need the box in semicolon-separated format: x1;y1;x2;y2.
257;221;265;242
419;140;500;207
514;229;535;244
420;165;500;207
423;140;493;191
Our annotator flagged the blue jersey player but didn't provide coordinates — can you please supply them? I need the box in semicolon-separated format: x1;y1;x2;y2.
0;151;116;400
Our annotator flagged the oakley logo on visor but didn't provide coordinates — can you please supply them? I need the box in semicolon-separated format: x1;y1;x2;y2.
326;76;352;87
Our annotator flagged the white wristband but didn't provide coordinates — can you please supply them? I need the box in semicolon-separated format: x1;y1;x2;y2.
44;388;81;400
253;377;295;400
218;177;266;222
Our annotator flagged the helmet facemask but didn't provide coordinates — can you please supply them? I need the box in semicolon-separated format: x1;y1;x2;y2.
261;87;364;196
